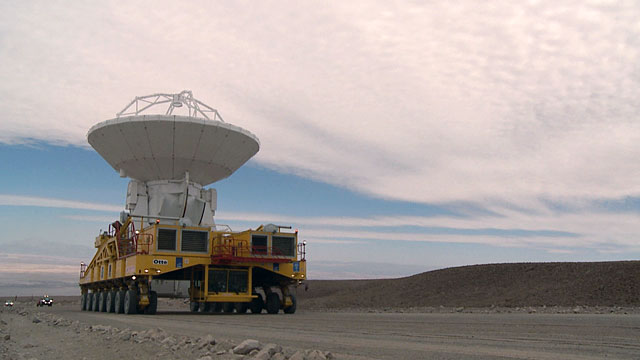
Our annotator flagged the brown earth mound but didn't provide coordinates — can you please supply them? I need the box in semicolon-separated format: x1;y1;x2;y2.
297;261;640;309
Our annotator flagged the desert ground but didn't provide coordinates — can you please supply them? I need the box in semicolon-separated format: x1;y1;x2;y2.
2;261;640;359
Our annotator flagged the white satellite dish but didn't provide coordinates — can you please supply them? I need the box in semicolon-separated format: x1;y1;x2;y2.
87;91;259;186
87;91;260;226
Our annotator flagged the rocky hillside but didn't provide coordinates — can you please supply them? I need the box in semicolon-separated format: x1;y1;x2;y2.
297;261;640;309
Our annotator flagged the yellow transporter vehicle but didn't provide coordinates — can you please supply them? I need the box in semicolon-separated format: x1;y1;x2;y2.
79;91;307;315
79;217;306;314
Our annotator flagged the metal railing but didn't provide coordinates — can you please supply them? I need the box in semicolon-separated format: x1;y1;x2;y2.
105;218;154;258
211;241;304;263
297;242;306;261
79;262;87;279
116;233;154;258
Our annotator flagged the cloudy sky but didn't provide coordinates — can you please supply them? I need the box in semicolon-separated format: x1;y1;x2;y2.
1;1;639;295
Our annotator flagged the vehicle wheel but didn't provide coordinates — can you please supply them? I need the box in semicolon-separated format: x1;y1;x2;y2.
124;289;137;315
81;293;87;311
189;301;199;312
266;293;280;314
106;290;116;313
208;302;220;313
249;294;264;314
222;302;234;313
198;302;208;312
200;302;211;312
93;292;100;312
213;302;223;313
99;291;107;312
235;302;248;314
284;293;297;314
114;290;125;314
87;293;94;311
144;291;157;315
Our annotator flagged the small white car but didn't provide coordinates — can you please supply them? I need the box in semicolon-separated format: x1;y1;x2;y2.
37;296;53;307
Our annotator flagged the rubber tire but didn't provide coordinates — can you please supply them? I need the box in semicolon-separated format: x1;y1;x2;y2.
198;302;208;313
105;291;115;313
249;294;264;314
144;291;157;315
124;289;138;315
104;291;110;313
99;291;107;312
235;302;248;314
81;293;87;311
222;302;234;313
189;301;199;313
208;303;220;313
93;292;100;312
266;293;280;314
114;290;125;314
87;293;94;311
284;293;297;314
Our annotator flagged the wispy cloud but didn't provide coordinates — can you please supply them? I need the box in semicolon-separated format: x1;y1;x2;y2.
0;252;85;265
0;194;121;212
1;1;640;281
219;204;639;253
0;263;78;275
1;192;636;254
61;214;117;222
1;1;639;208
0;252;82;296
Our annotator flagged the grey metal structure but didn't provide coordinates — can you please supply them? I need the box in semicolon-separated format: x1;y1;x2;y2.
116;90;224;121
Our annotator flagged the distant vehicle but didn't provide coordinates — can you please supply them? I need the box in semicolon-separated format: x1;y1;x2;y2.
4;300;13;307
37;295;53;307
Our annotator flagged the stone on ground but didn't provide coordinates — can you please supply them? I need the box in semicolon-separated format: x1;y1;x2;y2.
252;343;283;360
233;339;261;354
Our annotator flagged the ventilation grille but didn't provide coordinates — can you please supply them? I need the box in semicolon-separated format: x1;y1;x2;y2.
181;230;208;252
272;236;295;257
157;229;177;251
251;235;268;255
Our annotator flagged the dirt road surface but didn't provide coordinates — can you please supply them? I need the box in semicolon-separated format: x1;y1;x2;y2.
5;301;639;360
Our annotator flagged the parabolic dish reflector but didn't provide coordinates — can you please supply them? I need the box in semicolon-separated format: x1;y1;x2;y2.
87;115;259;185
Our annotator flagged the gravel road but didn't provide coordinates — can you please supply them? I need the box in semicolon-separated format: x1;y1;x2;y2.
17;302;640;360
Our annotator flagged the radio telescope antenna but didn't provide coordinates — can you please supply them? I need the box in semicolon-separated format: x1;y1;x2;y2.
88;91;259;226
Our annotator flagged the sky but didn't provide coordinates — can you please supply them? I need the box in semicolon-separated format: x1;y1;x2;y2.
1;1;639;296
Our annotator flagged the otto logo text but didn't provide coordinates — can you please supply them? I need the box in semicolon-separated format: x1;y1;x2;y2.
153;259;168;265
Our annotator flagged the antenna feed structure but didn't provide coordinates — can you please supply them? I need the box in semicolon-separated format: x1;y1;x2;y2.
116;90;225;122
